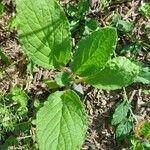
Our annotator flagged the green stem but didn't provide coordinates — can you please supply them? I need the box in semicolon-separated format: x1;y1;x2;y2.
74;78;84;84
123;88;138;122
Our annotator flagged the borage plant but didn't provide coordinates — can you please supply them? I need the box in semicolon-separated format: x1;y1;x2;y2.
16;0;141;149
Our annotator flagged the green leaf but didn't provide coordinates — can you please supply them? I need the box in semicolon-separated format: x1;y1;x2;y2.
0;136;18;150
111;100;130;125
134;67;150;84
116;20;133;32
10;85;29;114
115;120;132;139
0;3;4;16
143;90;150;95
112;13;121;25
6;16;17;31
43;79;60;89
55;72;73;87
82;19;98;36
26;59;34;73
0;48;10;65
85;57;140;90
100;0;109;9
66;0;88;19
10;85;29;107
36;90;87;150
43;72;72;89
78;0;89;15
66;4;78;18
139;3;150;17
121;42;141;54
16;0;71;69
140;122;150;139
130;136;143;150
71;27;117;77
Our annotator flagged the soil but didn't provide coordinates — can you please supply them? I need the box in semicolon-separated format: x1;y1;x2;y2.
0;0;150;150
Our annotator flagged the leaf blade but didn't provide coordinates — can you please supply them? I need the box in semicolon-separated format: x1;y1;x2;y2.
36;90;87;150
71;27;117;77
111;100;130;125
134;67;150;84
0;48;10;65
85;57;140;90
115;120;132;139
0;2;4;16
16;0;71;69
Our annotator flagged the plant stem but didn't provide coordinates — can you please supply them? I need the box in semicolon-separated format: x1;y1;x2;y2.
17;135;31;140
74;78;84;84
2;56;25;73
123;87;138;122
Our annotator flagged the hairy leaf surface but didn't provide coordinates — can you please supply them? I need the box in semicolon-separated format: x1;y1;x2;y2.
71;27;117;77
37;90;87;150
85;57;140;90
16;0;71;69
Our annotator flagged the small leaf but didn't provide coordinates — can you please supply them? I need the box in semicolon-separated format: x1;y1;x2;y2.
115;120;132;139
100;0;109;9
0;136;18;150
43;72;72;89
6;16;17;31
82;19;98;35
55;72;72;87
16;0;71;69
143;90;150;95
139;3;150;17
78;0;89;15
116;20;133;32
121;42;141;54
140;122;150;139
0;48;10;65
112;13;121;25
26;59;34;73
0;3;4;16
10;85;29;114
43;79;60;89
134;67;150;84
111;100;130;125
37;90;87;150
71;27;117;77
85;57;140;90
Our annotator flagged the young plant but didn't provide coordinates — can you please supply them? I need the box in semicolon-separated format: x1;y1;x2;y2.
111;99;133;140
15;0;145;149
0;85;29;143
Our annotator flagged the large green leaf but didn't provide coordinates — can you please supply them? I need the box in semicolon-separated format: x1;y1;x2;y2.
71;27;117;77
85;57;140;90
36;90;87;150
16;0;71;69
